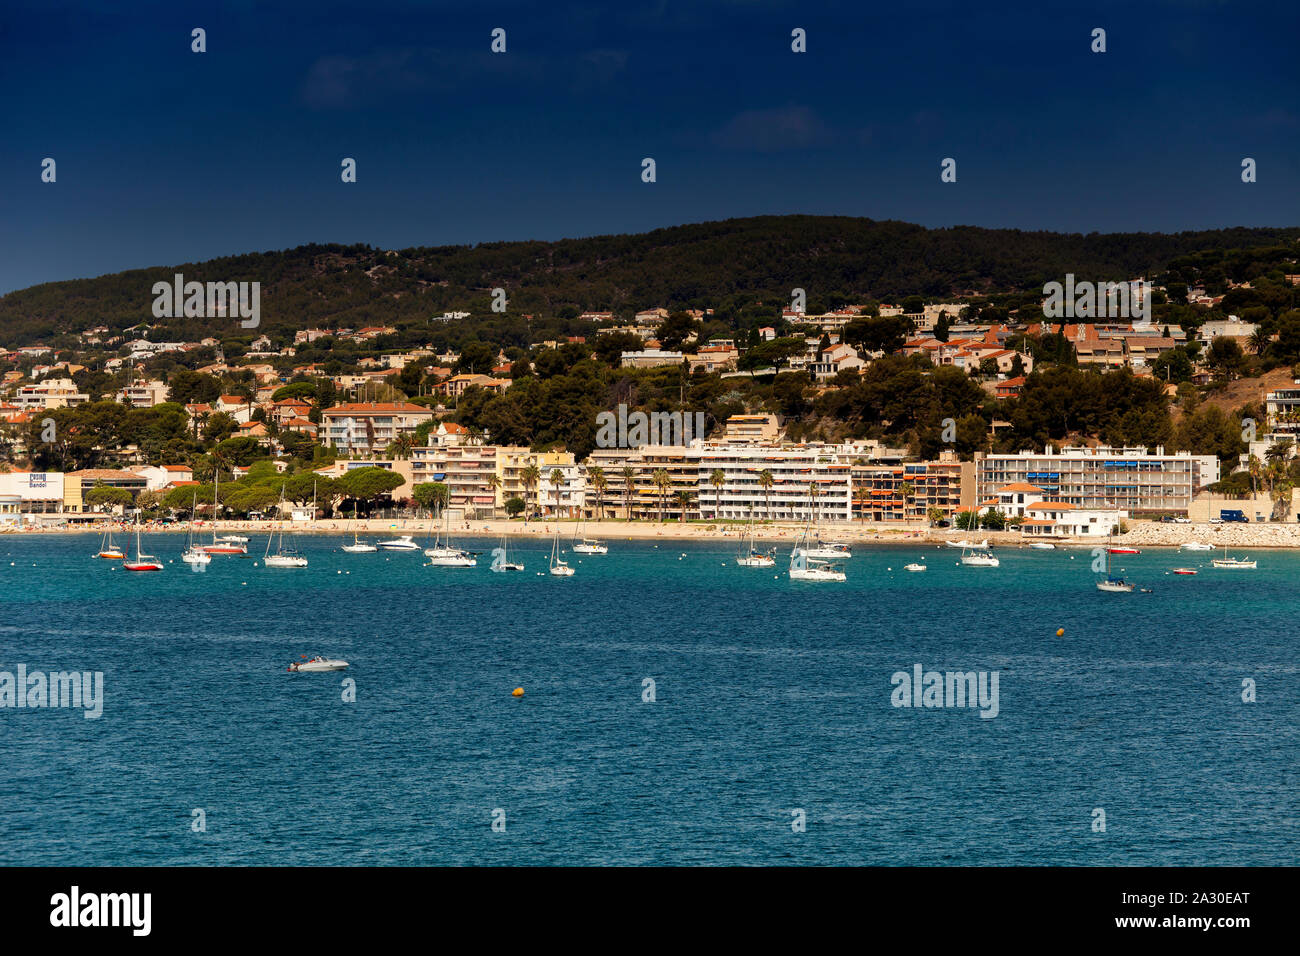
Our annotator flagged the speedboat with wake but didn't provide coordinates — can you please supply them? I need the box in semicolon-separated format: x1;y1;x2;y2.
287;655;349;672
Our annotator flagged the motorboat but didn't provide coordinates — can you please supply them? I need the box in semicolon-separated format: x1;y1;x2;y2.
288;656;349;672
1107;546;1141;554
903;563;926;572
960;549;1000;567
215;534;248;544
1181;541;1213;551
1026;542;1056;550
801;541;853;560
378;535;419;551
1172;567;1198;575
572;538;609;555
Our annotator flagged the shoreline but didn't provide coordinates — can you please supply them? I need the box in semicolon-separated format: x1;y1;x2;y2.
6;517;1295;549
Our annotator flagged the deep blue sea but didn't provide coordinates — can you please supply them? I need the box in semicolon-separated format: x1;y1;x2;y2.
0;531;1296;865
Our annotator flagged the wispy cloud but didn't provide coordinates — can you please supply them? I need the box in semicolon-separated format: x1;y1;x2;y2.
709;106;833;151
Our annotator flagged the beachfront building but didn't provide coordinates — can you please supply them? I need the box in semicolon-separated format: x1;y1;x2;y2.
319;402;435;456
410;444;503;517
497;449;583;518
696;445;853;523
1019;503;1126;538
978;445;1219;515
0;471;65;526
851;455;975;523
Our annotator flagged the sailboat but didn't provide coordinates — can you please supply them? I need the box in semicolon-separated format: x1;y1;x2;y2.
1096;530;1134;592
800;486;852;558
181;490;211;565
735;507;776;567
571;514;608;554
263;487;308;568
94;523;125;560
1211;542;1256;569
202;469;246;554
123;516;163;572
490;533;524;572
425;509;477;566
341;507;377;553
789;509;846;581
548;525;574;576
959;470;998;567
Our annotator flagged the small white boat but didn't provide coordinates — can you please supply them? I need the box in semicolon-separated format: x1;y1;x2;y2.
1026;542;1056;550
342;541;378;553
903;563;926;572
1096;578;1135;593
490;535;524;572
288;656;348;672
1172;567;1198;575
960;550;1000;567
181;547;211;565
1211;556;1256;569
216;534;249;544
378;535;419;551
946;538;988;550
802;541;852;559
572;538;609;555
424;511;477;565
1181;541;1213;551
735;512;776;566
549;527;574;576
789;558;847;582
94;526;125;559
263;488;308;568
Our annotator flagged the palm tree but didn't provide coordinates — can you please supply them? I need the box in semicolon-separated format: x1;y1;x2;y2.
550;468;566;518
388;433;415;460
652;468;672;522
621;466;636;521
898;481;915;524
486;473;501;517
1265;439;1293;466
1248;454;1262;496
709;468;726;519
757;468;774;520
673;489;694;522
587;466;607;520
521;464;540;523
1249;328;1270;356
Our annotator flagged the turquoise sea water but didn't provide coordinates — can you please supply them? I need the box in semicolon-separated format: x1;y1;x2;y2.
0;532;1296;865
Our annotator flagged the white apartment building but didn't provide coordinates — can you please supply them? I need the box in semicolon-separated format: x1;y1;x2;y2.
696;445;854;522
979;445;1219;515
13;379;89;411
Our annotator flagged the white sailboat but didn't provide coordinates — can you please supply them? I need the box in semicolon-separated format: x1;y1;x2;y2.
490;534;524;572
181;490;211;565
788;509;846;581
341;508;377;553
571;515;608;554
123;517;163;572
425;509;477;566
549;525;574;576
959;471;998;567
202;469;247;554
1211;542;1256;569
1096;530;1133;592
735;508;776;567
263;488;308;568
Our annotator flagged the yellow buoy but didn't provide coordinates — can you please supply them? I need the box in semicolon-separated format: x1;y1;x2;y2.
512;687;524;697
1056;628;1065;637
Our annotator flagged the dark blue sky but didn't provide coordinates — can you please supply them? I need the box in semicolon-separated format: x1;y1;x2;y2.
2;0;1297;294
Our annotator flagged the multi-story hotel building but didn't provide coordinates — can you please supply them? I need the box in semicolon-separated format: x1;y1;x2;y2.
696;444;853;522
977;445;1219;515
409;444;501;516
